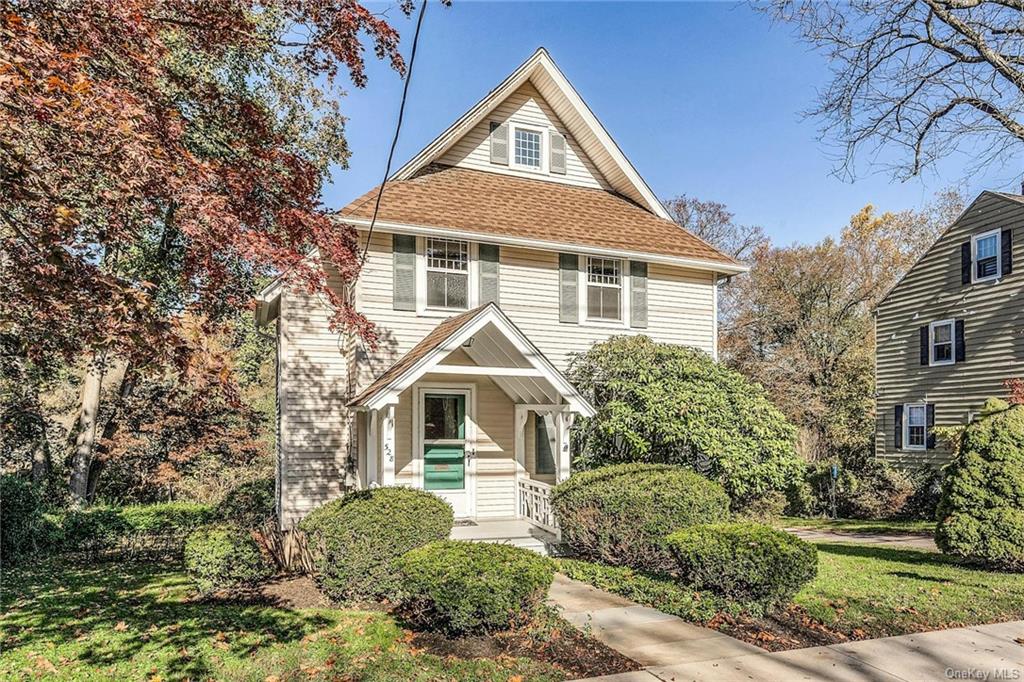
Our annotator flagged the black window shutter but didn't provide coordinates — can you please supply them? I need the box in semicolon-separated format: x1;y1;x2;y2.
1002;229;1013;275
919;325;929;366
926;403;936;449
955;319;966;362
961;241;971;284
894;405;904;450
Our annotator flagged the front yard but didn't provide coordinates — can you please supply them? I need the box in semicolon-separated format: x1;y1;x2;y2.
559;539;1024;650
0;560;579;681
778;517;936;536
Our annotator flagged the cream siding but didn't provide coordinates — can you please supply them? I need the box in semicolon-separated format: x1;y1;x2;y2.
277;268;355;526
875;194;1023;468
355;231;717;371
439;82;610;191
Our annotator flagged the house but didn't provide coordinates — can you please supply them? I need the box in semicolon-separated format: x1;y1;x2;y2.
256;48;745;530
875;190;1021;468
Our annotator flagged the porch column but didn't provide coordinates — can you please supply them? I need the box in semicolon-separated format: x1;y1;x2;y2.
381;403;396;486
556;411;575;483
366;409;379;486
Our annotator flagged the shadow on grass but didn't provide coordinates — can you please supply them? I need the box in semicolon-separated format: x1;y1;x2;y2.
1;559;333;680
813;542;953;567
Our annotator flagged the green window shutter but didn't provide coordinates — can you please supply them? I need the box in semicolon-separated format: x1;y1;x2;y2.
558;253;578;323
392;234;416;311
489;121;509;165
630;261;648;329
550;131;567;175
478;243;500;306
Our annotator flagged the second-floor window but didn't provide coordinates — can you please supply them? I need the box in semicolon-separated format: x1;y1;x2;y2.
929;319;954;366
905;403;927;450
973;229;1001;281
586;257;622;321
426;238;468;310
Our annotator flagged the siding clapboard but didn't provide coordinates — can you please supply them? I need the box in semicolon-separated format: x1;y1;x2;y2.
875;193;1023;468
439;82;610;191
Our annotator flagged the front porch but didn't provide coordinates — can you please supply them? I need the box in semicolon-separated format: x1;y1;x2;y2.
346;304;594;542
449;516;561;555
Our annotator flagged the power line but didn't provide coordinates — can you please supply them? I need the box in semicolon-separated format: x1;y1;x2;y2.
360;0;428;264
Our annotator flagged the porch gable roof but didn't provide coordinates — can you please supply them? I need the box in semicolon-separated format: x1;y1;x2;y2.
346;303;596;417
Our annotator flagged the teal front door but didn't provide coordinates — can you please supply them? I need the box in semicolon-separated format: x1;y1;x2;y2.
422;392;472;517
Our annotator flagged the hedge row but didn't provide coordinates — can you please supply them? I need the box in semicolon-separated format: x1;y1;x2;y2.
0;475;275;563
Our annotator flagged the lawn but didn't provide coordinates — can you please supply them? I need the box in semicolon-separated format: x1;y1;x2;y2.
778;517;935;535
558;541;1024;646
797;542;1024;639
0;560;565;681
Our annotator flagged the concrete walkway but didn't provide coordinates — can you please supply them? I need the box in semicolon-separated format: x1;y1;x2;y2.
785;528;938;552
548;575;1024;682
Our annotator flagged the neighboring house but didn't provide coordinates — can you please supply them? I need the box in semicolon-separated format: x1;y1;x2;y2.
875;190;1022;468
257;48;744;527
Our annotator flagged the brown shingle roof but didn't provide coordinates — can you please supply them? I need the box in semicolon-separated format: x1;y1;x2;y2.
347;304;489;407
339;165;740;267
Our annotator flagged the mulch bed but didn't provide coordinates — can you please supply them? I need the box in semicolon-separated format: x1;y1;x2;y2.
213;575;640;678
410;618;642;679
709;605;851;651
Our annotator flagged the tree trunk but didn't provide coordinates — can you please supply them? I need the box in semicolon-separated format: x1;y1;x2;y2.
69;357;106;507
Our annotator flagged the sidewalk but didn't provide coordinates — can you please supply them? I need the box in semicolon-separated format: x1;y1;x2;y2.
547;575;1024;682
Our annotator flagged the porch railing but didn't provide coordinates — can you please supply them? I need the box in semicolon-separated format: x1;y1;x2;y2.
517;478;557;534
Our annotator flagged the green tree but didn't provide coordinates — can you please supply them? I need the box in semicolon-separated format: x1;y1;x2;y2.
936;399;1024;570
567;336;800;505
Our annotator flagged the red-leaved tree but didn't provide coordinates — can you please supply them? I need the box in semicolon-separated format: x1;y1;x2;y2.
1;0;418;503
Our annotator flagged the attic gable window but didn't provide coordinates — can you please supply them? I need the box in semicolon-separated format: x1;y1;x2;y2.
426;238;468;310
973;229;1001;281
513;127;543;169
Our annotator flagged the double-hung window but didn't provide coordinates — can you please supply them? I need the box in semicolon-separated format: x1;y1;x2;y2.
513;127;543;169
929;319;954;366
586;257;622;321
425;238;469;310
904;404;927;450
972;229;1001;282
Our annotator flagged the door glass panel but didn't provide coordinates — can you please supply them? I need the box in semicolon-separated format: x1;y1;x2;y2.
535;412;556;475
424;394;463;441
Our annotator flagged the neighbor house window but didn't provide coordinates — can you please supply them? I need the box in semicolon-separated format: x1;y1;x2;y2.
586;257;622;321
904;403;927;450
425;238;468;309
929;319;954;366
972;229;1001;282
513;127;542;169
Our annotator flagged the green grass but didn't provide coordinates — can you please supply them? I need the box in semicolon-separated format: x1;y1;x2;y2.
779;517;936;535
796;542;1024;638
559;542;1024;640
0;559;564;681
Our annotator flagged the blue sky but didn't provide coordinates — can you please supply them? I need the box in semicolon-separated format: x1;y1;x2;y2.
324;1;1022;245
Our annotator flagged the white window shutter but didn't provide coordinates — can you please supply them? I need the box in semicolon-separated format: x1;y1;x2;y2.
558;253;578;323
392;235;416;311
550;131;567;175
490;122;509;165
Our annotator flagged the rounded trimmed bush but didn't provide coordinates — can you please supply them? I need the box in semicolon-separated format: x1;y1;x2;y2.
396;540;554;634
551;463;730;572
183;524;272;594
299;487;454;601
936;399;1024;570
666;522;817;606
218;478;275;528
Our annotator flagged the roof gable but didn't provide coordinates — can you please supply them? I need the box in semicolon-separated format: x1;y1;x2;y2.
392;48;672;221
877;190;1023;308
